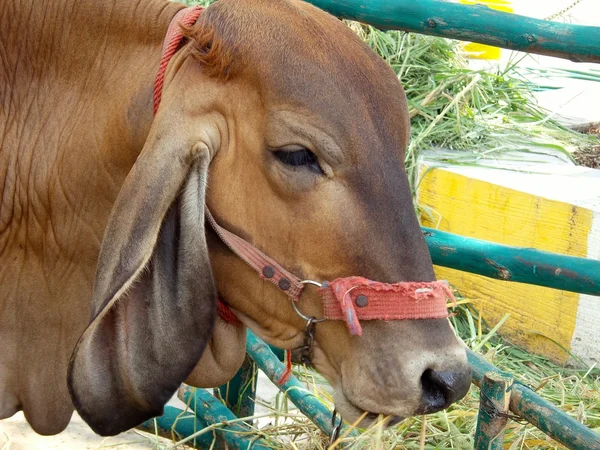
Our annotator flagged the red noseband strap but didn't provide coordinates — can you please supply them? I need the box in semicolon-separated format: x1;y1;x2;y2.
320;277;455;336
154;7;456;333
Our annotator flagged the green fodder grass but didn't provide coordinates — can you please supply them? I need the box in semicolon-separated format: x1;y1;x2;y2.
345;23;598;189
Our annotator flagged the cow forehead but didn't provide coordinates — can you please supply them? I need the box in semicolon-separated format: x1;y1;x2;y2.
198;0;409;150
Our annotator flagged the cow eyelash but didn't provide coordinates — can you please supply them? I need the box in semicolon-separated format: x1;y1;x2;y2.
273;148;324;175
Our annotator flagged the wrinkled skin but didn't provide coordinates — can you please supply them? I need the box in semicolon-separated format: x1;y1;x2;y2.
0;0;470;437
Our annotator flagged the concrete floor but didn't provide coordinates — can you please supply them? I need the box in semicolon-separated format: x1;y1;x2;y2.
0;372;290;449
0;412;170;450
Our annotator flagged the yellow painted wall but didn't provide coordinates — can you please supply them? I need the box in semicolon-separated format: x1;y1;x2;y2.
418;167;593;362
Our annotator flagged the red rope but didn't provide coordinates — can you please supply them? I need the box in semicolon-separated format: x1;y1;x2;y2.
277;350;293;385
217;299;242;325
153;6;204;115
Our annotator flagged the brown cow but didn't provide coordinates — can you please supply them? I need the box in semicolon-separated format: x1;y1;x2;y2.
0;0;470;437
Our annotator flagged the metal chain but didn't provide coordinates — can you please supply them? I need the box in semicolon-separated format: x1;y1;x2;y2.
329;408;343;447
297;317;318;365
544;0;585;21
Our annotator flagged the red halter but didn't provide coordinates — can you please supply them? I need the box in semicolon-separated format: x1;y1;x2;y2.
153;7;456;338
153;6;204;115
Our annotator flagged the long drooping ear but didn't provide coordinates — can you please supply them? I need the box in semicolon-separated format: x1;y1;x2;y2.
68;122;217;436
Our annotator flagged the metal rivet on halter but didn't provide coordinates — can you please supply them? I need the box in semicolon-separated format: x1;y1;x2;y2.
278;278;291;290
355;294;368;308
262;266;275;278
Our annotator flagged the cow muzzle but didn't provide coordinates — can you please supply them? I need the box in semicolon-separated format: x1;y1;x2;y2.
328;317;471;427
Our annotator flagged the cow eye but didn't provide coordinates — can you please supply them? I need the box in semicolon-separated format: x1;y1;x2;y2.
273;147;324;175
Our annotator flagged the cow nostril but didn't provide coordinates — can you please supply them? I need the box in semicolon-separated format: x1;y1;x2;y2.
420;369;470;414
420;369;448;412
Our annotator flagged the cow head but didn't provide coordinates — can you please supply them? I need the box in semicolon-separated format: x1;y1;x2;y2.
68;0;470;436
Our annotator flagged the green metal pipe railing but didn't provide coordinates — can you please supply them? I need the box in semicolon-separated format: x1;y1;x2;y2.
150;339;600;449
141;406;216;449
468;350;600;449
149;346;600;450
305;0;600;63
143;332;359;447
179;387;270;450
423;227;600;296
474;372;513;450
